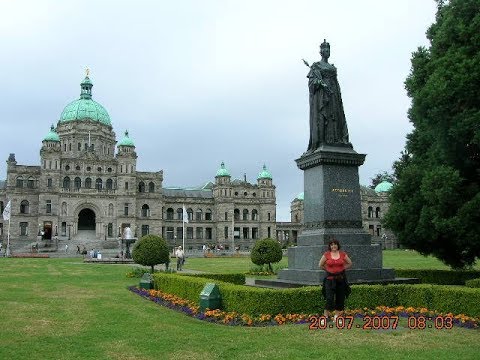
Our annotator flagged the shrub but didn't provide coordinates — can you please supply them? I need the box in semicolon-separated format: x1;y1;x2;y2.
395;269;480;285
251;238;282;272
465;278;480;288
132;235;170;273
181;273;245;285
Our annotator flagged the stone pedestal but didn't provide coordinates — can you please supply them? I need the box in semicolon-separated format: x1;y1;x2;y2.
277;145;395;284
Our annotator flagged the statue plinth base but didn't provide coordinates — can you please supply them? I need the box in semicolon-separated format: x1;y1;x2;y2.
276;146;395;284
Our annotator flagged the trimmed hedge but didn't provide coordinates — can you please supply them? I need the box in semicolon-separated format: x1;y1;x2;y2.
152;273;480;317
395;269;480;285
465;278;480;288
180;273;246;285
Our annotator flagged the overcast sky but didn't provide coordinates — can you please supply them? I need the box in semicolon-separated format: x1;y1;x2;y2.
0;0;437;221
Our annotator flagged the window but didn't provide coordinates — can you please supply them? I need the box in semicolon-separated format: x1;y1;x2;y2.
243;227;249;239
166;227;174;240
16;178;23;188
224;212;228;221
196;209;202;221
234;227;240;239
268;212;271;221
268;227;271;238
46;200;52;214
138;181;145;193
96;178;102;190
63;177;71;189
27;178;35;189
186;227;193;239
74;177;81;189
0;201;3;214
252;227;258;239
61;222;66;236
205;209;212;221
187;208;193;221
20;222;28;236
86;166;91;171
124;203;129;216
107;167;112;173
141;204;150;217
242;209;249;221
224;226;229;239
166;208;174;220
176;227;183;240
108;223;113;237
141;225;149;237
106;178;113;190
47;178;52;188
125;182;129;190
196;227;203;239
376;207;381;218
176;208;183;220
20;200;29;214
234;209;240;221
0;223;3;236
61;202;67;216
376;226;382;237
252;209;259;221
85;178;92;189
205;227;212;240
368;207;373;218
97;166;102;172
76;165;80;171
78;143;81;151
148;182;155;193
65;165;70;171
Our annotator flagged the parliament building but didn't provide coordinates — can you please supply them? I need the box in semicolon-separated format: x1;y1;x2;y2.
0;75;277;252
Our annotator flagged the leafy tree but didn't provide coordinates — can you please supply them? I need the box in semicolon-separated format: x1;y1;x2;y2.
251;238;283;272
132;235;170;273
369;171;396;189
384;0;480;269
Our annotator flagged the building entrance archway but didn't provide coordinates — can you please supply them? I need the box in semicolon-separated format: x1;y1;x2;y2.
78;208;96;230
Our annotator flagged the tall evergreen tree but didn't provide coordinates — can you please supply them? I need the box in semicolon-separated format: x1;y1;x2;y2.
384;0;480;269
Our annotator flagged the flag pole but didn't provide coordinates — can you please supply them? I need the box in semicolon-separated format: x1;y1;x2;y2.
182;204;186;251
6;218;11;257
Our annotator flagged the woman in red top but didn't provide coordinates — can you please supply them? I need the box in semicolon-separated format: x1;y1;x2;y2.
318;239;352;320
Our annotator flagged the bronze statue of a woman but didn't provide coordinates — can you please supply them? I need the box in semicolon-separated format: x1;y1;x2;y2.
304;40;351;152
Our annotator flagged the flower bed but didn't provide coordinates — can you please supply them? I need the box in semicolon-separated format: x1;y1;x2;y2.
11;253;50;258
128;286;479;329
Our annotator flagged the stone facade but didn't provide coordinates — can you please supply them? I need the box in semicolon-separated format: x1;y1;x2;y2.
0;76;276;252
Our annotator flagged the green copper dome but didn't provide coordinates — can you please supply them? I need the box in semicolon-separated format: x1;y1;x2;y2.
216;162;231;177
296;192;304;201
374;181;393;193
43;125;60;142
59;76;111;126
257;164;272;180
117;130;135;147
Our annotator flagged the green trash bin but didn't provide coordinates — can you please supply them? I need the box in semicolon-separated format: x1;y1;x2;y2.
199;283;222;311
139;273;153;289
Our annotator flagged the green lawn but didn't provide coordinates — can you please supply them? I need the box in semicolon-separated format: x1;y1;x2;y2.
0;256;479;359
183;250;480;274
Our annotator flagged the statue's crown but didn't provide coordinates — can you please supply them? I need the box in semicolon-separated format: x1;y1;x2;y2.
320;39;330;49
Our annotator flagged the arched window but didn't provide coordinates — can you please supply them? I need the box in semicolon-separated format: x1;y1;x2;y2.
196;209;203;221
166;208;174;220
242;209;249;221
138;181;145;193
16;177;24;188
63;177;71;189
148;182;155;193
74;177;81;189
108;203;114;217
85;178;92;189
375;207;381;218
96;178;102;190
27;177;35;189
368;206;373;218
141;204;150;217
20;200;29;214
176;208;183;220
187;208;193;221
106;178;113;190
252;209;259;221
205;209;212;221
234;209;240;221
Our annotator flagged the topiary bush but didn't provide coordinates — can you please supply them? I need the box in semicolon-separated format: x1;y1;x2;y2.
132;234;170;273
251;238;282;272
